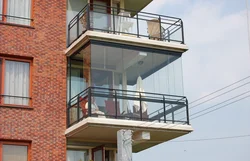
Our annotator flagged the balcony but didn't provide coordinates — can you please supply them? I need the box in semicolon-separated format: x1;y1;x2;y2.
67;87;189;127
65;36;191;152
66;87;191;152
67;3;185;47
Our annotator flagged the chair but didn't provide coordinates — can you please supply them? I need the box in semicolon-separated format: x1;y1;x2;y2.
105;99;120;117
133;105;148;120
117;11;133;33
79;96;88;116
147;19;163;40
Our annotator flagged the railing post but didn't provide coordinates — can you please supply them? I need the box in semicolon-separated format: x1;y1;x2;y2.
77;95;80;122
88;88;92;117
186;98;190;125
77;14;79;37
115;90;118;118
167;29;170;42
112;8;116;34
139;93;142;121
67;103;70;127
163;96;166;123
67;24;71;46
171;105;175;124
137;14;139;38
159;16;162;41
181;20;185;44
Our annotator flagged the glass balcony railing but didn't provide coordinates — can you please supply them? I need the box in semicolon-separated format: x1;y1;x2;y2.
67;3;185;46
67;87;189;128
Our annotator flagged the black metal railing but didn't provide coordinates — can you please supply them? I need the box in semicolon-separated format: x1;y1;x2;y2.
67;87;189;128
0;14;33;26
67;3;185;46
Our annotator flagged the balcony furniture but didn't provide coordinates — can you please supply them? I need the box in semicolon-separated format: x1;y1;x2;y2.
79;96;105;117
147;19;163;40
117;11;134;34
105;99;120;117
80;97;88;116
133;106;148;120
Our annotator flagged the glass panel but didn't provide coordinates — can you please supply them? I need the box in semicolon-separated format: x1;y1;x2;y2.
6;0;31;25
67;0;88;26
67;0;88;44
114;13;137;36
94;149;103;161
67;150;88;161
67;43;186;124
3;145;28;161
4;60;30;105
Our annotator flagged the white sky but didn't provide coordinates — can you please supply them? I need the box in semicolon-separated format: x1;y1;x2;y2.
134;0;250;160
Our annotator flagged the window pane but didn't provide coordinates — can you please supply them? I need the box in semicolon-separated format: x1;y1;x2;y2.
0;0;3;20
67;150;88;161
4;60;30;105
3;145;28;161
7;0;31;25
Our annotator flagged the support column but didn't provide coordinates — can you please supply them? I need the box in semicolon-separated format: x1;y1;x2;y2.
117;129;133;161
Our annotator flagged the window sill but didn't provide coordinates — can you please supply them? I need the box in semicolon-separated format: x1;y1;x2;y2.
0;22;35;29
0;104;33;110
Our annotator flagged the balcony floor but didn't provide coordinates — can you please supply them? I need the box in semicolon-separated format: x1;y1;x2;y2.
65;117;193;152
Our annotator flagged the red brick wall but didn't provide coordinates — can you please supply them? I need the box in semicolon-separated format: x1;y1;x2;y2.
0;0;67;160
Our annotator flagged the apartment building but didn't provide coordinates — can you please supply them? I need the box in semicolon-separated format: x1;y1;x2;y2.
0;0;192;160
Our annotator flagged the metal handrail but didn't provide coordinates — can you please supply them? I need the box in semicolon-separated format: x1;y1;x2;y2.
67;3;185;46
68;3;181;27
67;87;189;127
69;86;186;103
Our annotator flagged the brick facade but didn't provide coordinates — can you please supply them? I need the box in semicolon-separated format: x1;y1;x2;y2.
0;0;67;160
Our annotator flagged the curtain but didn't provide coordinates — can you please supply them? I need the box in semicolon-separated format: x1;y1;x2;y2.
0;0;3;20
4;60;30;106
7;0;31;25
3;145;28;161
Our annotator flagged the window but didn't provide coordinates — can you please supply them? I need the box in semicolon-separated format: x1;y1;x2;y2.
0;57;32;106
0;0;32;25
67;149;89;161
0;141;31;161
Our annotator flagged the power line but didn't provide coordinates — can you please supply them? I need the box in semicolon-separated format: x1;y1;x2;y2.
189;76;250;104
189;81;250;109
159;91;250;129
191;94;250;120
170;134;250;142
166;79;250;120
190;90;250;118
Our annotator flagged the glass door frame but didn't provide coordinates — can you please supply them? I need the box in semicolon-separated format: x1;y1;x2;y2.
92;145;105;161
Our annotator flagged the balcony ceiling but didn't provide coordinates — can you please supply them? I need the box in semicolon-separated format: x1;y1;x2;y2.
124;0;153;13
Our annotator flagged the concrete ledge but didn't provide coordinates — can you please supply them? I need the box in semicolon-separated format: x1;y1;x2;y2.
65;31;189;56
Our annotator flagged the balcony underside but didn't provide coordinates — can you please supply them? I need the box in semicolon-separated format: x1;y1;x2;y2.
65;117;193;152
66;31;188;57
124;0;153;14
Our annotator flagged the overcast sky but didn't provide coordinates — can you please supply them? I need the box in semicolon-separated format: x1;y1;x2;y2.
134;0;250;160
